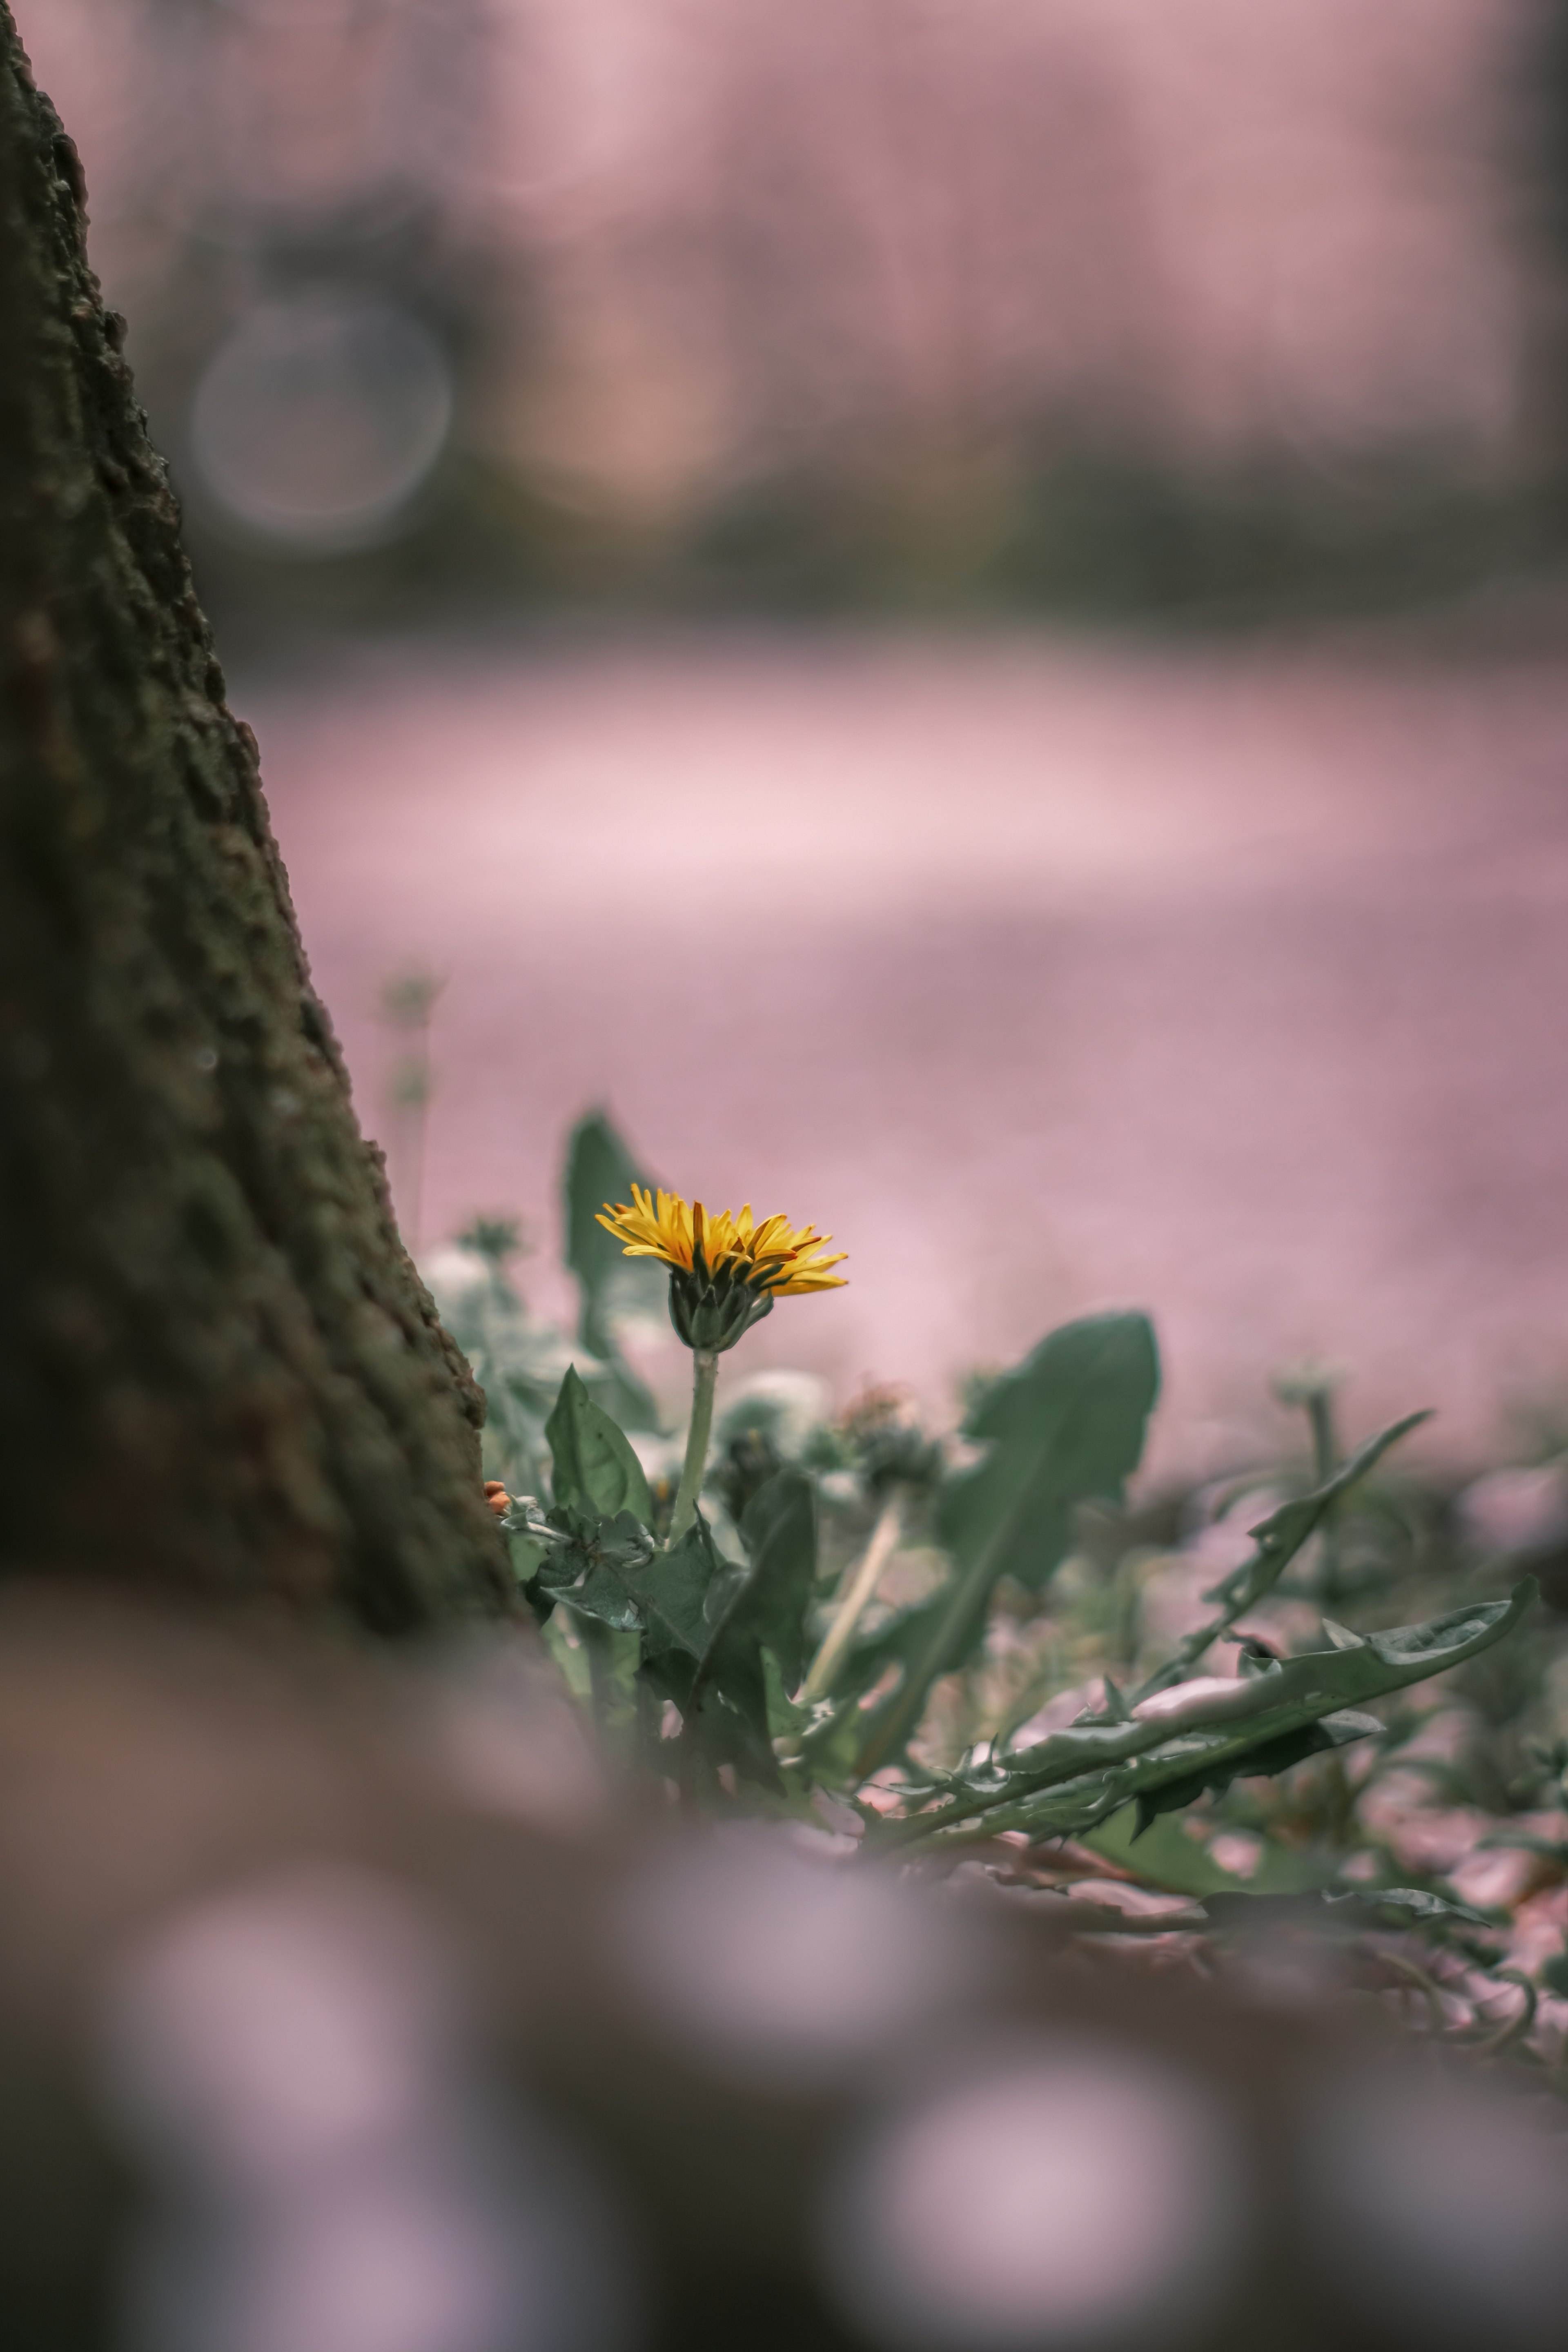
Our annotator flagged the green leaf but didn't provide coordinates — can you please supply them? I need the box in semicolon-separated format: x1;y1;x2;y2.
1080;1807;1251;1898
826;1319;1160;1724
541;1612;593;1705
1201;1884;1496;1934
619;1515;723;1660
638;1474;817;1795
546;1366;653;1524
696;1468;822;1712
938;1310;1160;1602
641;1624;782;1794
523;1506;654;1628
504;1529;548;1590
691;1472;817;1721
643;1649;783;1793
850;1314;1159;1775
874;1579;1537;1851
557;1559;645;1634
1321;1885;1497;1929
731;1470;817;1693
1131;1709;1379;1837
1082;1806;1336;1898
763;1649;819;1742
1211;1410;1432;1617
563;1109;664;1360
577;1620;643;1755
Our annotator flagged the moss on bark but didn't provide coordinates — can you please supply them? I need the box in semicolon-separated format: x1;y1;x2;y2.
0;7;511;1629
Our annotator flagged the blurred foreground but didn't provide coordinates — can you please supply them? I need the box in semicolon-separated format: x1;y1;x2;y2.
3;1586;1567;2352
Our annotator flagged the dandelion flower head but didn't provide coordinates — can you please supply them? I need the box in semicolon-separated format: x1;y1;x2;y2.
597;1186;846;1351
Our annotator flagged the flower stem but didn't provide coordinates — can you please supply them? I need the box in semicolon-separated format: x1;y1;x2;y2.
668;1350;719;1543
801;1491;903;1704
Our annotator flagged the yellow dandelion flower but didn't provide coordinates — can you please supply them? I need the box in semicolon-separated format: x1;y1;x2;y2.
597;1185;846;1352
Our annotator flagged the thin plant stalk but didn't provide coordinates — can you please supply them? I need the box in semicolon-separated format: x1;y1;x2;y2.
479;1275;531;1488
1306;1386;1339;1487
378;965;443;1256
1305;1384;1344;1604
802;1491;904;1703
853;1493;1028;1782
668;1350;719;1543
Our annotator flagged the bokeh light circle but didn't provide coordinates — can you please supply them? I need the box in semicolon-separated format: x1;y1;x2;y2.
606;1826;982;2087
190;287;452;552
817;2038;1242;2350
1308;2066;1568;2351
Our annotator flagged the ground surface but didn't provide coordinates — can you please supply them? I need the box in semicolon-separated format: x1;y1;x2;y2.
248;626;1568;1477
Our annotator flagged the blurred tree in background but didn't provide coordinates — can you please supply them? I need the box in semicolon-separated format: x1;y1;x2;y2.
24;0;1568;634
1521;0;1568;512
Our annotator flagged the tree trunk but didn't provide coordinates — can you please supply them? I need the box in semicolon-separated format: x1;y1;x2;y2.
0;7;511;1631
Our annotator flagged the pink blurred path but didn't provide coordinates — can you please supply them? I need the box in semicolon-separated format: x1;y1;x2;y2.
250;630;1568;1474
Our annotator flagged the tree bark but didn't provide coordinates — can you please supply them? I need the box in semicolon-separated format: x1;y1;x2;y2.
0;7;511;1631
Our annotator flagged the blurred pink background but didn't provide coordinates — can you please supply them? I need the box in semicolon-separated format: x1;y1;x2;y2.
21;0;1568;1467
251;628;1568;1476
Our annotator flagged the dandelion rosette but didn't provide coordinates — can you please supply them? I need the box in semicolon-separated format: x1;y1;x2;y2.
596;1186;847;1353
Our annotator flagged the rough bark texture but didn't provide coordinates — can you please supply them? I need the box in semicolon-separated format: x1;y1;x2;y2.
0;9;511;1630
